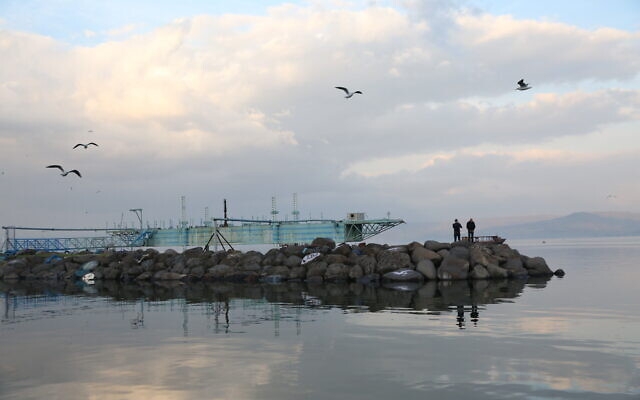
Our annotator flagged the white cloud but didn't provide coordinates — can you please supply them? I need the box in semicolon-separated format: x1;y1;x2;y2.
0;2;639;228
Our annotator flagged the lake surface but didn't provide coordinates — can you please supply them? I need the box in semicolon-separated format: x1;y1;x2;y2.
1;237;639;399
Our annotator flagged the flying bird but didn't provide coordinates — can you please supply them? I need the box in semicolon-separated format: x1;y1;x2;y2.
516;79;532;91
335;86;362;98
73;142;98;149
46;165;82;177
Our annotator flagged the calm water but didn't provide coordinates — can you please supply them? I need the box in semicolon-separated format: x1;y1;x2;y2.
1;237;639;399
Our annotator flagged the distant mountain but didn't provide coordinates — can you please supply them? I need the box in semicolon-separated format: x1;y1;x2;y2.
491;212;640;239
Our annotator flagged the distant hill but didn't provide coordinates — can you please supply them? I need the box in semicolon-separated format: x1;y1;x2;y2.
491;212;640;239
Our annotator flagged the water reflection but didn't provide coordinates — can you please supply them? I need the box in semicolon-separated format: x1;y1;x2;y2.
1;276;639;399
1;277;550;330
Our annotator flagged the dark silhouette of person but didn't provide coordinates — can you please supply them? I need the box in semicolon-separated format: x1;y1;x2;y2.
466;218;476;242
452;219;462;242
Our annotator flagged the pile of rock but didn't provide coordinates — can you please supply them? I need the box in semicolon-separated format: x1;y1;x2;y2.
0;237;565;284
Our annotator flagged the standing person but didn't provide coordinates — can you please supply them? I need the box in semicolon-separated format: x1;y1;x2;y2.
466;218;476;242
452;219;462;242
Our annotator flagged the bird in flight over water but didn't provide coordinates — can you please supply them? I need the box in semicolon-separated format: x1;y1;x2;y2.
46;165;82;177
335;86;363;98
73;142;98;149
516;79;532;91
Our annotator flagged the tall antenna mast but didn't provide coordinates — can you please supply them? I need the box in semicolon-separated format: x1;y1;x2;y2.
292;193;300;221
181;195;187;228
271;196;279;222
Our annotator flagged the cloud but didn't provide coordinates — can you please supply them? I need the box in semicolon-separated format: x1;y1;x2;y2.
0;2;639;229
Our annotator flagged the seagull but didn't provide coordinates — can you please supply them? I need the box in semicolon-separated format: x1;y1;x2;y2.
516;79;532;91
73;142;98;149
335;86;363;98
46;165;82;177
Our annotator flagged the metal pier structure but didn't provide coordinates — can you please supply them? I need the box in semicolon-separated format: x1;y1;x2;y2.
2;215;404;253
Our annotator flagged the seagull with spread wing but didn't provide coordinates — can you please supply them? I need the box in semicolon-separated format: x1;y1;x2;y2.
73;142;98;149
46;165;82;177
335;86;363;98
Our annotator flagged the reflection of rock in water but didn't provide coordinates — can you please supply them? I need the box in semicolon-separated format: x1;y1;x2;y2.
0;277;550;324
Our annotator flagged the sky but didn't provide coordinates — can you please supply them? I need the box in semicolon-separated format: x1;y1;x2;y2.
0;0;639;237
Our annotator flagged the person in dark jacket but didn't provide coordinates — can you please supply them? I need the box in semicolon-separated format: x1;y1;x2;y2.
452;219;462;242
466;218;476;242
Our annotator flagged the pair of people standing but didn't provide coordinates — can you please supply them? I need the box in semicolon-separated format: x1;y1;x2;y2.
453;218;475;242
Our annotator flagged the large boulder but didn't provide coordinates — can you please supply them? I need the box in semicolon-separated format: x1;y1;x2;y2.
348;265;364;280
284;255;302;268
411;246;441;264
437;255;469;280
486;263;509;279
424;240;450;252
469;265;490;280
416;259;437;280
331;244;352;257
376;250;412;274
205;264;232;279
239;251;264;267
325;254;349;265
325;263;349;281
306;262;327;278
311;237;336;250
356;255;377;274
503;257;528;278
448;246;470;260
523;256;554;276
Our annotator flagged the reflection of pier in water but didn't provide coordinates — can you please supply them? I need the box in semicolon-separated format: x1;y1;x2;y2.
1;277;552;333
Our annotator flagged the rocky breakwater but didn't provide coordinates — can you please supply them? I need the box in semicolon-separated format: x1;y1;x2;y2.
0;237;565;284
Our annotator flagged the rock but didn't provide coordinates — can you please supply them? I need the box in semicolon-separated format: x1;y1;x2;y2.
523;256;554;276
348;265;364;280
554;269;566;277
284;255;302;268
503;257;529;278
356;255;377;274
264;265;291;276
383;268;424;282
183;247;204;257
311;237;336;249
325;263;349;281
186;258;203;269
424;240;450;251
188;266;205;279
448;246;470;260
376;250;412;274
206;264;232;279
470;265;490;280
222;251;242;266
437;255;469;280
411;246;441;264
239;251;264;266
325;254;348;265
492;244;520;263
486;263;509;279
289;266;307;280
135;271;153;281
282;245;305;257
306;262;327;278
332;244;352;257
416;259;437;280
